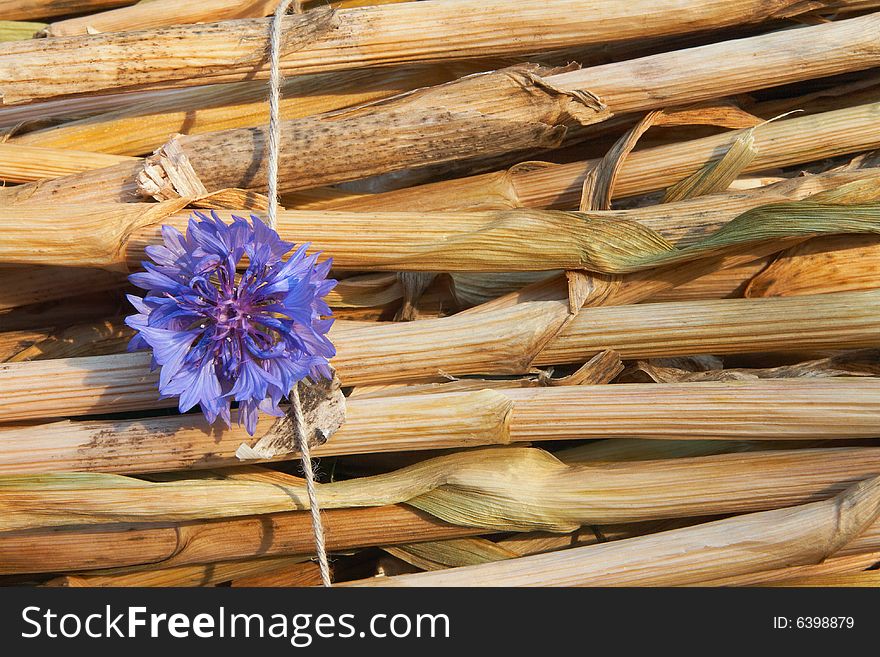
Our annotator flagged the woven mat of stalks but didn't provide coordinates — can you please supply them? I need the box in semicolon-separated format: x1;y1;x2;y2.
1;0;880;588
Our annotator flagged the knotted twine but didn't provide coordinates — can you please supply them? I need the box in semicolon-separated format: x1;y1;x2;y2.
267;0;331;587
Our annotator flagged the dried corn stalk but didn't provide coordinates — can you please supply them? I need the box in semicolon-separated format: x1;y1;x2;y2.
44;0;279;37
136;61;603;200
13;63;490;156
5;446;880;533
0;143;134;183
0;0;133;21
0;266;126;312
45;556;309;588
746;235;880;298
2;377;878;473
0;504;479;575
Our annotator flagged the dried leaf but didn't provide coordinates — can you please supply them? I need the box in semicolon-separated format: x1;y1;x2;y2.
236;371;346;461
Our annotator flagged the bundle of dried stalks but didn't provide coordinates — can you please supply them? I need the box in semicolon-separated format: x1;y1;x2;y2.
4;161;869;313
344;476;880;586
137;17;880;200
3;0;880;591
4;17;879;207
1;0;862;104
0;289;877;419
291;102;880;212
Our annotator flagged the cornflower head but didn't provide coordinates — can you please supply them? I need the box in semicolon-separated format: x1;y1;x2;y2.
125;211;336;435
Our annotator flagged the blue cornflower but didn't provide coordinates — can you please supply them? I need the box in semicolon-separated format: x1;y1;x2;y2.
125;211;336;435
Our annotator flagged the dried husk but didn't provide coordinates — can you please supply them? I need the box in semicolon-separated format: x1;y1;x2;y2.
661;126;758;202
579;104;760;211
647;257;770;302
384;538;519;571
624;349;880;383
0;20;43;41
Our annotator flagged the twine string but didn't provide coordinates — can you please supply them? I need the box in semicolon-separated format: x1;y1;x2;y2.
268;0;332;588
290;385;332;586
266;0;292;227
